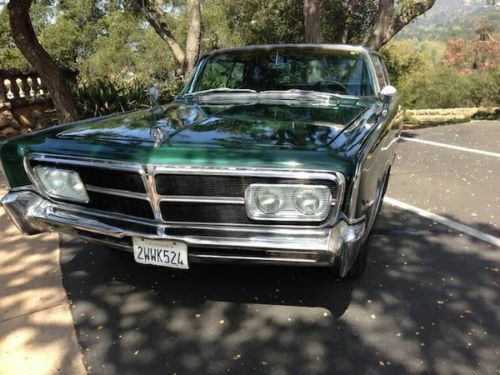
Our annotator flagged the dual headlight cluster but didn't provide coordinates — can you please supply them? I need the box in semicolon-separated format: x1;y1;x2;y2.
33;166;89;203
32;166;332;222
246;184;332;221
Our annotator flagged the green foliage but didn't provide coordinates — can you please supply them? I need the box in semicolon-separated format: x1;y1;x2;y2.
81;11;181;84
381;40;424;86
382;37;499;109
202;0;303;47
202;0;379;47
0;9;30;69
400;67;499;109
74;78;181;118
321;0;378;44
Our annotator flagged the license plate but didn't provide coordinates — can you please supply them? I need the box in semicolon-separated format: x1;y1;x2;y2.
132;238;189;269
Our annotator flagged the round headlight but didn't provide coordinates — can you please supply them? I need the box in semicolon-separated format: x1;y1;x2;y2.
46;170;68;191
255;187;285;214
294;188;326;215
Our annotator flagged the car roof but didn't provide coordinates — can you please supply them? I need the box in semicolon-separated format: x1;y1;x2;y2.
200;44;374;59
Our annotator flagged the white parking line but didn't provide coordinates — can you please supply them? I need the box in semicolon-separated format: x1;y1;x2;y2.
384;197;500;247
400;137;500;158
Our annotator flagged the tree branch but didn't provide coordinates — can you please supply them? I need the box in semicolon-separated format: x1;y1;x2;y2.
8;0;78;123
131;0;186;67
184;0;201;77
364;0;436;50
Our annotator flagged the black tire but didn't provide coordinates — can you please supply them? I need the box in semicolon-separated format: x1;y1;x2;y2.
344;168;391;279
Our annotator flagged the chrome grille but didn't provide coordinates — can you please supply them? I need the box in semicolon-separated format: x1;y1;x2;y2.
26;155;344;227
155;174;337;197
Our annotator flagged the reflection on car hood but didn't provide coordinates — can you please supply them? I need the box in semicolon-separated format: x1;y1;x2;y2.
57;102;369;150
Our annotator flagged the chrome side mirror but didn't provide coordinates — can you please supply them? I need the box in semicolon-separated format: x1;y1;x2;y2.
380;85;397;104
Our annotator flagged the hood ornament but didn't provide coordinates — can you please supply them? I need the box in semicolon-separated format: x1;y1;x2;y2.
150;124;167;147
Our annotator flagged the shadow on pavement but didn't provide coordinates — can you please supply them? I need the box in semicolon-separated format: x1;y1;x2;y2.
59;206;500;374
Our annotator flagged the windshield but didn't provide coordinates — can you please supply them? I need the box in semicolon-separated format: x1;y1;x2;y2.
185;47;375;97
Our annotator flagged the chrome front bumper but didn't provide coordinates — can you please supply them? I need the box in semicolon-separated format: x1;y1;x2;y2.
1;190;366;275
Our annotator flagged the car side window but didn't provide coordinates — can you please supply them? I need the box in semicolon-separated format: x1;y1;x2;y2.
371;55;389;89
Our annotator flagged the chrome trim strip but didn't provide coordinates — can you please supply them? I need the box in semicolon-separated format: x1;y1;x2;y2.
346;111;385;220
24;153;346;229
26;154;144;173
153;164;342;180
51;205;157;226
189;253;317;263
144;165;164;232
85;185;149;200
8;185;34;192
200;43;370;59
341;213;366;225
163;223;331;234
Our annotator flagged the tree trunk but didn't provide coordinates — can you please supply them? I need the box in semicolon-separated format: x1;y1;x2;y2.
364;0;436;50
339;0;356;44
184;0;201;78
137;0;186;68
303;0;323;43
8;0;78;123
132;0;201;79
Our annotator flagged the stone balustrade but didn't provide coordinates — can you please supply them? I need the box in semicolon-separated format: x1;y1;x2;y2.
0;69;48;104
1;69;55;138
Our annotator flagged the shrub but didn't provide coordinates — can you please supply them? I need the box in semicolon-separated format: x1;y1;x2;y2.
399;67;499;109
74;78;183;119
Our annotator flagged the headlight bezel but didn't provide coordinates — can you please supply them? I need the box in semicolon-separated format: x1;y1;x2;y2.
31;165;89;204
245;183;333;222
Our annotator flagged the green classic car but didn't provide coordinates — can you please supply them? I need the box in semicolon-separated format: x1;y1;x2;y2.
0;44;402;278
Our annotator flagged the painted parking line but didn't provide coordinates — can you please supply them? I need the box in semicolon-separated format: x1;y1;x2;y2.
400;137;500;158
384;196;500;247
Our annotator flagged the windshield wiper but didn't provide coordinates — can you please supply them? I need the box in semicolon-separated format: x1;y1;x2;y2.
260;89;342;99
184;88;257;97
180;88;351;107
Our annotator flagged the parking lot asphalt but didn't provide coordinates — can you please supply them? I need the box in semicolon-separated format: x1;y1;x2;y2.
59;121;500;374
390;121;500;237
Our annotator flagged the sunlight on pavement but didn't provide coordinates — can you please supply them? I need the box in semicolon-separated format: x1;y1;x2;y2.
0;189;86;375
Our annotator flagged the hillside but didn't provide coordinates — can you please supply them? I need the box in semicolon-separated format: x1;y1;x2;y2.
396;0;500;41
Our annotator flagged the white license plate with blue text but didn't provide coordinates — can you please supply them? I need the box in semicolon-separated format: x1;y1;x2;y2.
133;238;189;269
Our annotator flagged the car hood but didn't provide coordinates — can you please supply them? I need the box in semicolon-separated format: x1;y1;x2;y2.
56;102;369;151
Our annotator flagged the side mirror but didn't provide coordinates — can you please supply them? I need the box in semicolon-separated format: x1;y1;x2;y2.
380;85;397;104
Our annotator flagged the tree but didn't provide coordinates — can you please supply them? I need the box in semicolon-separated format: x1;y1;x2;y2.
304;0;437;49
364;0;437;50
7;0;78;123
339;0;356;43
303;0;322;43
128;0;201;79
